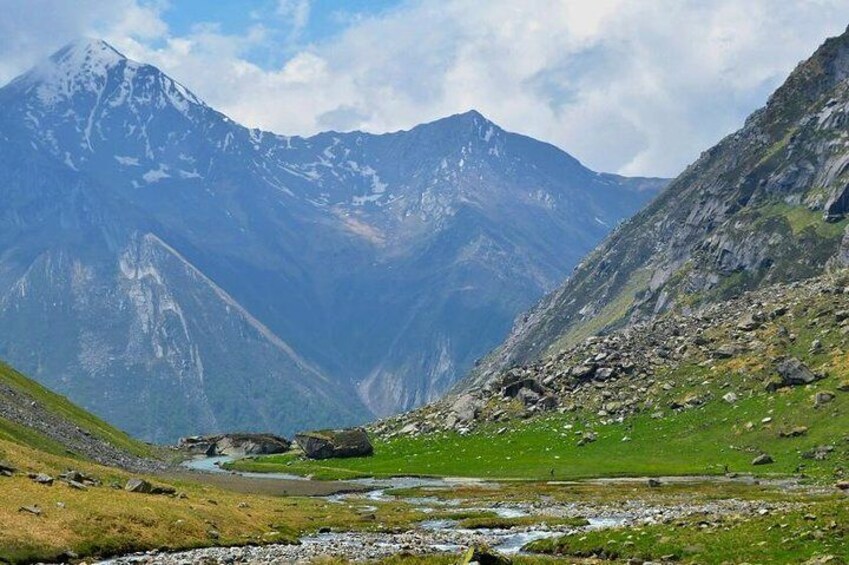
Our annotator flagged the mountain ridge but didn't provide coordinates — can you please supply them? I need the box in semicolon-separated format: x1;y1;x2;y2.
465;24;849;390
0;39;665;440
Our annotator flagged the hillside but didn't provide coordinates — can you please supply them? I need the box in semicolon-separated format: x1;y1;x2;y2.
470;25;849;386
0;39;664;441
0;360;159;470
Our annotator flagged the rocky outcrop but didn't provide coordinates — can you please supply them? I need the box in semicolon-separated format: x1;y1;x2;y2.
178;434;291;458
374;273;849;437
295;428;373;460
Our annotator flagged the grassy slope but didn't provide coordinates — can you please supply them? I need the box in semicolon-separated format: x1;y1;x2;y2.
232;283;849;483
0;361;153;459
0;436;428;564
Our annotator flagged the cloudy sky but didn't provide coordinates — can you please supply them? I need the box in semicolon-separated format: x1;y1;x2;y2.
2;1;849;177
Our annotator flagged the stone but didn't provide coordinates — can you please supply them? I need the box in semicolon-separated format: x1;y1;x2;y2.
779;426;809;438
648;478;662;487
18;505;42;516
29;473;54;485
722;392;739;404
836;481;849;491
737;313;761;331
814;391;836;406
125;478;153;493
0;461;15;477
295;428;374;460
775;358;819;387
462;546;513;565
178;433;291;457
752;453;774;466
837;380;849;392
451;394;481;423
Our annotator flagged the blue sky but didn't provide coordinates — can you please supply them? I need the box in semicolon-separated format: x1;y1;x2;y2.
160;0;401;65
3;1;849;177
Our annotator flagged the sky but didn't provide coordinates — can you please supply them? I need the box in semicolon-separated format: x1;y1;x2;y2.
1;1;849;178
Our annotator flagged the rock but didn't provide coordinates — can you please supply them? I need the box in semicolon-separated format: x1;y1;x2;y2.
722;392;739;404
0;461;15;477
712;344;739;359
814;391;836;406
775;358;819;387
779;426;809;438
500;376;545;398
451;394;481;423
648;478;662;487
752;453;774;466
29;473;54;485
516;387;541;406
178;433;291;457
462;546;513;565
809;339;823;353
295;428;373;460
577;431;597;446
837;380;849;392
18;505;42;516
737;313;761;331
836;481;849;491
125;478;153;493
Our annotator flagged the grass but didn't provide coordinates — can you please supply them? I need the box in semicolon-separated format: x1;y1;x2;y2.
526;497;849;564
0;361;154;459
0;437;430;564
229;378;847;482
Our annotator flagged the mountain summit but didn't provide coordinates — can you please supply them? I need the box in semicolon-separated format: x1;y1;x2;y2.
0;40;664;440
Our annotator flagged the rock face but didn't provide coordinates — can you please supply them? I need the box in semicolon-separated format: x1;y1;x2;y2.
178;434;291;458
295;428;373;460
468;25;849;389
0;40;664;441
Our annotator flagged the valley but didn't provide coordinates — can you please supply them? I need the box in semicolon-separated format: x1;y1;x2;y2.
3;10;849;565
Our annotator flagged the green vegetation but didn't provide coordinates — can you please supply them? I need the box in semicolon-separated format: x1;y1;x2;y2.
0;361;153;459
230;376;847;482
527;498;849;564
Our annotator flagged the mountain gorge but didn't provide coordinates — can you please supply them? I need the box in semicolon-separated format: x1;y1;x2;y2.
469;25;849;388
0;39;663;441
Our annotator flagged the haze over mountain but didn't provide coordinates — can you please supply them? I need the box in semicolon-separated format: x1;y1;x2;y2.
0;39;663;441
469;24;849;389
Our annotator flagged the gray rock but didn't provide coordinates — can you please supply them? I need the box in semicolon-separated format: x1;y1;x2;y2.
18;505;42;516
814;391;836;406
295;428;374;460
178;433;291;458
451;394;481;423
0;461;15;477
752;453;774;466
775;358;819;387
125;478;153;493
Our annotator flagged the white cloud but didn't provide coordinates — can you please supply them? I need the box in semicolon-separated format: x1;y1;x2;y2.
2;0;849;176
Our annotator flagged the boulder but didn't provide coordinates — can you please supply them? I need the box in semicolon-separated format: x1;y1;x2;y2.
0;461;15;477
814;391;836;406
752;453;774;466
125;478;176;495
125;478;153;493
778;426;809;438
461;546;513;565
29;473;54;485
775;358;819;387
178;433;291;457
451;394;481;423
295;428;373;460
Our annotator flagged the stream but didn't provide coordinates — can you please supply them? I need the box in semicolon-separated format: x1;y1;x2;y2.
178;455;623;557
99;457;789;563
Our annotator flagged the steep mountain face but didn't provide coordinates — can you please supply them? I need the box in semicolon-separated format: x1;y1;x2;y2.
470;25;849;388
0;40;663;441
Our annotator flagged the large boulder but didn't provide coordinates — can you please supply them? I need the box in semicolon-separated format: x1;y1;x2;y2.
178;433;291;457
774;358;820;388
295;428;373;460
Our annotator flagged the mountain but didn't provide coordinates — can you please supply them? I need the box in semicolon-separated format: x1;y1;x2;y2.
0;39;664;441
468;25;849;388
